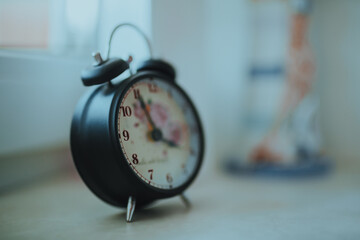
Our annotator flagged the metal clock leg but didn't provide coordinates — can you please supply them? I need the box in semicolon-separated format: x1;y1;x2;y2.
180;193;191;208
126;196;136;222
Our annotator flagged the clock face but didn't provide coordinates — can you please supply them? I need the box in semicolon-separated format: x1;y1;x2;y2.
117;78;202;190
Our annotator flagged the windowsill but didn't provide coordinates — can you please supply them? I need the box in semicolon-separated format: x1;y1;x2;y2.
0;49;91;63
1;158;359;239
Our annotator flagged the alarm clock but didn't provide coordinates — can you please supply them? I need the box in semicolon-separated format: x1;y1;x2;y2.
70;23;204;222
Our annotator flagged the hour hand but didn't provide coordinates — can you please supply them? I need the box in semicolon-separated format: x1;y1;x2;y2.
148;128;178;147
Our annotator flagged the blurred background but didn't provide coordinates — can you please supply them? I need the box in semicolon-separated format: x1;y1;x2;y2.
0;0;360;237
1;0;360;184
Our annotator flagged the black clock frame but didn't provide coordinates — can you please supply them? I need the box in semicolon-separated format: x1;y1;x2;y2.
71;70;205;208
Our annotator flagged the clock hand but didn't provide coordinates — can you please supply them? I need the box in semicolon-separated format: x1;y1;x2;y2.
161;138;178;147
138;95;178;147
138;95;156;130
148;126;178;147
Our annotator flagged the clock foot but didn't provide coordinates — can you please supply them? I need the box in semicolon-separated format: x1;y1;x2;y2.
126;196;136;222
180;193;191;208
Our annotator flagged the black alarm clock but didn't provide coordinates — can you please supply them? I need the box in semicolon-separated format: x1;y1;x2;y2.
70;23;204;222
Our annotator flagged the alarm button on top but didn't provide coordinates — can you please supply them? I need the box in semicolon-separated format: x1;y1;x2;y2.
81;52;129;86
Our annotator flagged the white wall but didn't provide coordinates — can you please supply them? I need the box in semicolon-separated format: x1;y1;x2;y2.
311;0;360;160
97;0;152;68
152;0;251;170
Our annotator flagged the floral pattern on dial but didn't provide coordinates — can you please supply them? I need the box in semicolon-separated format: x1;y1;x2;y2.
117;78;201;189
133;100;183;146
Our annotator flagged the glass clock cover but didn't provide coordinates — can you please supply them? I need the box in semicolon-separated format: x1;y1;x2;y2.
117;78;201;189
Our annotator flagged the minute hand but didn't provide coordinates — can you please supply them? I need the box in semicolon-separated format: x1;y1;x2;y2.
138;95;156;129
161;138;178;147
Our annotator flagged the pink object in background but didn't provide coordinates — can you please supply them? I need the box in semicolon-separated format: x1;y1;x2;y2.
250;0;317;164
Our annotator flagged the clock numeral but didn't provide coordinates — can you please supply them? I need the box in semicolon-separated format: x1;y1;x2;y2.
148;169;153;180
120;106;132;117
148;83;158;93
122;130;129;141
132;153;139;164
133;89;140;99
166;173;173;183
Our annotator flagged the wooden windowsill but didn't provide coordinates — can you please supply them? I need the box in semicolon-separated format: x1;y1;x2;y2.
0;159;359;239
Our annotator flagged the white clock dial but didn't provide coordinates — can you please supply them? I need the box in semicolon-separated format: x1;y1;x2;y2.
117;78;201;189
